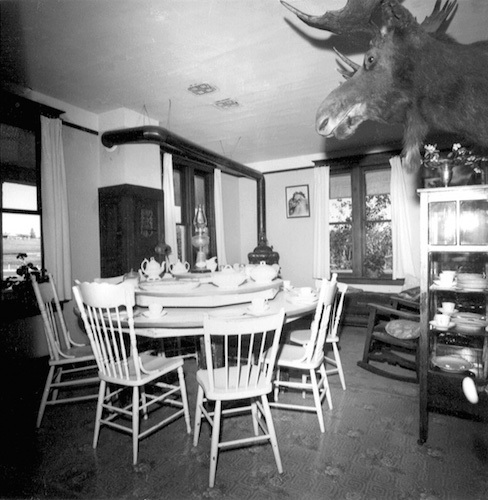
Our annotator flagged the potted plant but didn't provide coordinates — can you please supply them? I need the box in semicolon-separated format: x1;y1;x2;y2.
2;253;46;319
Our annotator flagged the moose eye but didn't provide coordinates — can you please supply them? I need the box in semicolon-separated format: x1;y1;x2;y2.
365;55;375;69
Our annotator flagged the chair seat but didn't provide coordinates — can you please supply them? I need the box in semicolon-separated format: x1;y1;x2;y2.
276;343;322;369
289;328;310;345
196;365;272;401
100;352;184;386
58;344;96;360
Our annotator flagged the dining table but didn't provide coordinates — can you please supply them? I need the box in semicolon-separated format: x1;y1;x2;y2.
129;283;317;340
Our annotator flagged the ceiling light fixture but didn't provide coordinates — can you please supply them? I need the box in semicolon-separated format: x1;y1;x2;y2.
187;83;218;95
214;98;239;110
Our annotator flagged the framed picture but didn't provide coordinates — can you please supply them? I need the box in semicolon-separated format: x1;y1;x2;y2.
286;185;310;218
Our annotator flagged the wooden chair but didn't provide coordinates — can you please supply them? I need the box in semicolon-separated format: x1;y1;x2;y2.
357;296;420;383
73;280;191;465
31;274;99;428
270;276;338;433
289;281;348;390
193;309;285;488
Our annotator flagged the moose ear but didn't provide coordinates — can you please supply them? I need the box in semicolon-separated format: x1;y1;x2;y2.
381;1;418;31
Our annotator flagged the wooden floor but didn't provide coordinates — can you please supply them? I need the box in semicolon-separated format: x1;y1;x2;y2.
2;326;487;499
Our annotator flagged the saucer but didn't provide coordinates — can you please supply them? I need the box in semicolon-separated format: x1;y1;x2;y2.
433;280;455;288
143;310;168;319
247;305;270;316
429;320;454;331
432;355;473;373
438;307;458;315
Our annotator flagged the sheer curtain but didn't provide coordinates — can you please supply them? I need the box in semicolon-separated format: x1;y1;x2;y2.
41;116;71;300
214;169;227;266
162;153;178;265
313;165;330;280
390;155;418;279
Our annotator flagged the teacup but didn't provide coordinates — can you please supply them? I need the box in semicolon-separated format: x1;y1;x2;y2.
147;303;163;317
298;287;314;297
282;280;292;291
434;313;450;327
442;301;456;313
438;271;456;286
251;298;268;312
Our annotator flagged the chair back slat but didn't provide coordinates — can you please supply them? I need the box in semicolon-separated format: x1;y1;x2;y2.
31;273;72;360
73;281;139;382
327;283;348;342
305;274;338;362
203;309;285;395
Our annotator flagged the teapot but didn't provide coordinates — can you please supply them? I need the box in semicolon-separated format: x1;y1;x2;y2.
250;261;279;283
140;257;165;281
206;256;218;272
170;259;190;274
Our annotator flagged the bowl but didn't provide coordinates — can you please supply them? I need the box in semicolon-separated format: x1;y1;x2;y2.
212;272;246;289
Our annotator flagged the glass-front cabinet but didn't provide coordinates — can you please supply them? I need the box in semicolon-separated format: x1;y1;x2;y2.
418;185;488;444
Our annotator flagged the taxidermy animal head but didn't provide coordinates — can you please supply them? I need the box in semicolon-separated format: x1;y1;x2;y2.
281;0;488;170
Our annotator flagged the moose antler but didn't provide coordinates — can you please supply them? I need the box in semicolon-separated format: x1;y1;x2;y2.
281;0;457;36
419;0;457;33
333;47;359;80
280;0;381;37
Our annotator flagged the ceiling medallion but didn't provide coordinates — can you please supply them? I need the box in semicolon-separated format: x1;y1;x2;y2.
214;98;239;110
187;83;217;95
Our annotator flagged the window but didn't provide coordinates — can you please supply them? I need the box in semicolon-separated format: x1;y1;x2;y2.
329;154;393;280
1;94;43;285
166;155;216;265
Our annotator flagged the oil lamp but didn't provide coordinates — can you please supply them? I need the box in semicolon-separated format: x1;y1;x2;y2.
191;205;210;271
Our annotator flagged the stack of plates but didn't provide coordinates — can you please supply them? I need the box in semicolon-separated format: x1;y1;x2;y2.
456;273;487;291
451;312;488;334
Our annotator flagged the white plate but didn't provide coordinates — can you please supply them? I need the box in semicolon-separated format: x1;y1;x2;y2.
429;320;454;331
432;355;473;373
142;310;168;319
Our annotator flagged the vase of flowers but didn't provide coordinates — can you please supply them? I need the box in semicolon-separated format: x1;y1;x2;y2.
422;143;487;187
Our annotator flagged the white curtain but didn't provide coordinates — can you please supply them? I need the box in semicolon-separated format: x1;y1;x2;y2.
162;153;178;264
214;169;227;266
390;155;418;279
313;165;330;280
41;116;71;300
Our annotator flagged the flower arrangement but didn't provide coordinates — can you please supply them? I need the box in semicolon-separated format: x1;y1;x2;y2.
423;143;487;173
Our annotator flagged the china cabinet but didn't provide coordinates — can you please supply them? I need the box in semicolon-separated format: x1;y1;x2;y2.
99;184;164;278
418;185;488;444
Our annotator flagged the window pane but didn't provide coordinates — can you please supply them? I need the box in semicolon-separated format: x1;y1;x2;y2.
365;170;390;220
2;182;38;210
364;221;392;277
366;193;391;220
2;213;42;280
0;124;36;170
194;174;206;207
330;223;353;273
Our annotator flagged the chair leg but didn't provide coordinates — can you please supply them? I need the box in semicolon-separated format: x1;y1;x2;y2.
310;369;326;433
51;367;63;402
319;363;333;411
274;368;281;401
36;365;55;428
132;386;140;465
209;400;222;488
301;374;307;399
193;386;204;447
251;401;259;436
332;344;346;390
261;395;283;474
177;366;192;434
93;380;105;449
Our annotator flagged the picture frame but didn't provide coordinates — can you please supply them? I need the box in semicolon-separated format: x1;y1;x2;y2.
286;185;310;218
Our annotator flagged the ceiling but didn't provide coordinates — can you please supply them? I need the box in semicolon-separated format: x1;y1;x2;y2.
1;0;487;167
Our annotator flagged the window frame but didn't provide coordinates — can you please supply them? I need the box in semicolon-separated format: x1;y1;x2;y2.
327;151;401;285
1;93;43;285
164;153;216;265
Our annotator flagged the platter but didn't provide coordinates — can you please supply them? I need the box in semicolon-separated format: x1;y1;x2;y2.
431;355;473;373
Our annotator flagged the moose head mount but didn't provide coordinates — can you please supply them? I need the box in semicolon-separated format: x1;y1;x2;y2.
281;0;488;170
